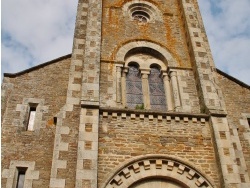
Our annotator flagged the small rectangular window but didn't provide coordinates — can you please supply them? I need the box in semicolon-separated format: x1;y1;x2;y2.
16;168;27;188
27;106;36;131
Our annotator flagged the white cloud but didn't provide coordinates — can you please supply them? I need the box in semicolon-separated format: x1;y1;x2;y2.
198;0;250;85
1;0;249;85
1;0;78;74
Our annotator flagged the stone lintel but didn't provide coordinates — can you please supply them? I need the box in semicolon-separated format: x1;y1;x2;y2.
81;100;100;108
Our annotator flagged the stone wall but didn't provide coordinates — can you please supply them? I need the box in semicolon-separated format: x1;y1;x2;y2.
1;56;71;187
98;110;221;187
101;0;191;68
217;71;250;183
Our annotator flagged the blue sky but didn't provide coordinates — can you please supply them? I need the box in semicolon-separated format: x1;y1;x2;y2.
1;0;250;85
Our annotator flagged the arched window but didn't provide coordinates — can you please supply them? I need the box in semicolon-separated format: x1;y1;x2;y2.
126;64;143;108
149;66;167;110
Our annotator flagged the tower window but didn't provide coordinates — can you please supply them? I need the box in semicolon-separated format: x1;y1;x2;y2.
132;11;150;23
126;64;143;109
126;3;157;23
27;106;36;131
16;168;27;188
149;66;167;110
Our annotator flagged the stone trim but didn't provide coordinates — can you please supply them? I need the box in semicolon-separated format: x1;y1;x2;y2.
14;98;48;131
99;107;209;119
75;108;99;188
81;0;102;105
122;0;164;23
238;113;250;185
240;113;250;145
115;40;177;67
2;160;39;188
179;0;226;114
101;155;215;188
210;116;250;187
101;110;207;126
49;111;69;188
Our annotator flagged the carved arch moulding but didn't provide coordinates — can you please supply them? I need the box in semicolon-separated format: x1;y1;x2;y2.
114;40;178;67
102;155;216;188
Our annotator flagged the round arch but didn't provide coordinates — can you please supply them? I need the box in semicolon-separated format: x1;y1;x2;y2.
102;155;216;188
115;41;178;67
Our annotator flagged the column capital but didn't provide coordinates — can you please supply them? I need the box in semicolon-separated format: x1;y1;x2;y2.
161;71;170;80
140;69;150;75
169;71;177;77
122;67;129;76
163;75;170;81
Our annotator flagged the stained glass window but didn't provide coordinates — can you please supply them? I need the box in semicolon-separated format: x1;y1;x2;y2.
126;65;143;108
149;67;167;110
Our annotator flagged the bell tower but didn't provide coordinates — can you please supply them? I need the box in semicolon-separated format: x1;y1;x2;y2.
1;0;250;188
69;0;249;187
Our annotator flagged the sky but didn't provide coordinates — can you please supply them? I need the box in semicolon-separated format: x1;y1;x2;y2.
1;0;250;85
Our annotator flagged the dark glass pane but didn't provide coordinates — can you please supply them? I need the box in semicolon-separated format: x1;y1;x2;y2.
149;67;167;110
17;172;25;188
126;65;143;108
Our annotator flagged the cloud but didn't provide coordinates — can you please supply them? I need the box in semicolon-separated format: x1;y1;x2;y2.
1;0;249;85
1;0;78;74
198;0;250;85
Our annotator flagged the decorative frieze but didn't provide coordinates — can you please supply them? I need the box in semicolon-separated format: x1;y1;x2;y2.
101;109;208;124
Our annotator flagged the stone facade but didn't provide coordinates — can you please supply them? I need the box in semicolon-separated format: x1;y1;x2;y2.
1;0;250;188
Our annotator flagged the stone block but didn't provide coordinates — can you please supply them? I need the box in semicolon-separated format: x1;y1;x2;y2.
59;142;69;151
50;178;65;188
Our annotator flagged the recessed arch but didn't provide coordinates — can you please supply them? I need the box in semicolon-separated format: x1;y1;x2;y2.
125;47;166;64
115;41;177;67
150;63;162;70
127;61;140;68
101;155;216;188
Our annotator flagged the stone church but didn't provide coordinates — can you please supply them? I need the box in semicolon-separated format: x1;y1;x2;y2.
1;0;250;187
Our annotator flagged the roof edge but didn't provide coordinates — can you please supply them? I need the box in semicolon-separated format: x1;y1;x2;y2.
3;54;72;78
216;68;250;89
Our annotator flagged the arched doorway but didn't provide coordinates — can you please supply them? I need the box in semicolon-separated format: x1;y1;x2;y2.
130;178;186;188
102;155;215;188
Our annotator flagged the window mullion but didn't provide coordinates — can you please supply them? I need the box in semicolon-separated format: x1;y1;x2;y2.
141;71;150;110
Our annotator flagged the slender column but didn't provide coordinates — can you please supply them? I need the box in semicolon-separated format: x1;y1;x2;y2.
162;73;174;111
121;68;128;107
170;71;181;111
116;66;122;103
141;71;150;110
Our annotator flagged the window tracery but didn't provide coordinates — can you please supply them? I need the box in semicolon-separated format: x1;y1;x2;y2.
132;11;150;23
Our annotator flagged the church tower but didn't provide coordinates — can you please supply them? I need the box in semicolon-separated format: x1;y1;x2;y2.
2;0;250;187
